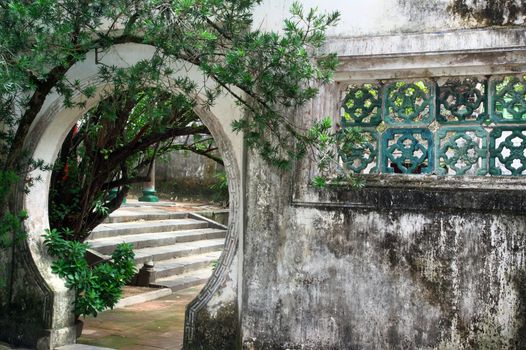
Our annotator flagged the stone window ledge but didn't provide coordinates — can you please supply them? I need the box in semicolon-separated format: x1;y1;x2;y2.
345;174;526;191
292;175;526;213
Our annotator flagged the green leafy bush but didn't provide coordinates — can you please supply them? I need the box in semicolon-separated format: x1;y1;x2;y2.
43;228;136;318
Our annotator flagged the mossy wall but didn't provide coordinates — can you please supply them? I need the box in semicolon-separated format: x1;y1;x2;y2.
155;150;224;196
449;0;526;25
242;155;526;349
0;245;50;348
186;302;239;350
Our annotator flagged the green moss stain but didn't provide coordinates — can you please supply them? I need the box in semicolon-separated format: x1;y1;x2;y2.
186;302;238;350
0;291;46;347
449;0;526;25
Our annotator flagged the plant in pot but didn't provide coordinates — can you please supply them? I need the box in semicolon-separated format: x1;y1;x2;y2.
43;228;136;337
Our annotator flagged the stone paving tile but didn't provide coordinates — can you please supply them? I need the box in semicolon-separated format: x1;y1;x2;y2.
78;285;203;350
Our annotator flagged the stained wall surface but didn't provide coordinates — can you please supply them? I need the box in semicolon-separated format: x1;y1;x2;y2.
243;169;526;348
253;0;525;36
240;1;526;349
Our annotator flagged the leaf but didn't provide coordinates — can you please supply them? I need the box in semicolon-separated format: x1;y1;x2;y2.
312;176;327;188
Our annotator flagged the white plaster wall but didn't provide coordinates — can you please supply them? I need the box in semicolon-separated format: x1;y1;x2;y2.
254;0;464;37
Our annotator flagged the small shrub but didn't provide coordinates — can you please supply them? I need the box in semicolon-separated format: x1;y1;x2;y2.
43;228;136;318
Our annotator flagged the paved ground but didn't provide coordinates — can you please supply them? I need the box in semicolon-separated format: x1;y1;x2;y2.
78;285;203;350
78;200;225;350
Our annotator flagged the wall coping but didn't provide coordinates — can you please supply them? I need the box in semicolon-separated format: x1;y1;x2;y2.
325;27;526;57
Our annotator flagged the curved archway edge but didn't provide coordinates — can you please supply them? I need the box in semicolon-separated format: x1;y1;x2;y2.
19;43;244;349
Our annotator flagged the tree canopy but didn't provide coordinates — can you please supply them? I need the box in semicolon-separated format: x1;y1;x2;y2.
0;0;340;174
0;0;350;242
0;0;342;238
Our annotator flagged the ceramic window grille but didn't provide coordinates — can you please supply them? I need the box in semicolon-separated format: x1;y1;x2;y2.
339;75;526;176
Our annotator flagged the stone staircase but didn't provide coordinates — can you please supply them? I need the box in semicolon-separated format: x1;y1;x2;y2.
86;207;226;292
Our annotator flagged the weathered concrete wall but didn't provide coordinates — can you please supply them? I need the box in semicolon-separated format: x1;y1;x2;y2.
189;253;240;349
242;164;526;348
254;0;525;36
240;2;526;348
155;147;224;200
156;151;222;185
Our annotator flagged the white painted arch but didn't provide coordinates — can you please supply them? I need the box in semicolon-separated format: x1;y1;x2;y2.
21;43;244;349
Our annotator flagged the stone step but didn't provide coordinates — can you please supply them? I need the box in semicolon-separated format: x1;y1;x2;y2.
56;345;115;350
105;209;188;223
153;252;221;279
114;288;172;309
134;238;225;265
87;228;227;255
88;218;209;240
152;267;215;292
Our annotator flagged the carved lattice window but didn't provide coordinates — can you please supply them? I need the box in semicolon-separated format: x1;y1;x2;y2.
339;74;526;176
